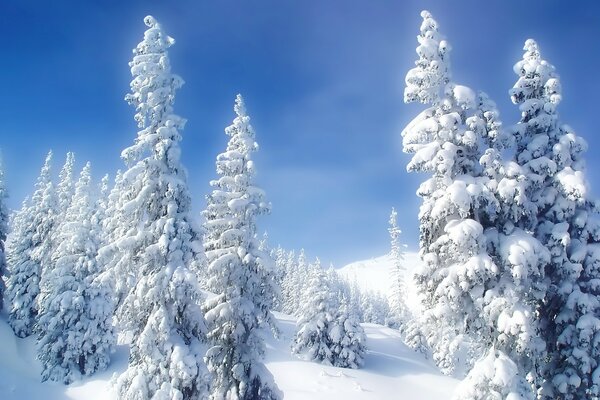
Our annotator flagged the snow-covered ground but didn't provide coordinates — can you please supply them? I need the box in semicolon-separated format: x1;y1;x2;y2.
1;287;458;399
0;252;458;399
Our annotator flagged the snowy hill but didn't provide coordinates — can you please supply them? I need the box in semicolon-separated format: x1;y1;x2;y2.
0;307;458;399
337;252;423;311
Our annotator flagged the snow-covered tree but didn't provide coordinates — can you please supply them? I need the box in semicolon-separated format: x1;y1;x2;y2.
360;289;390;325
110;16;210;399
37;151;76;294
453;348;535;400
202;94;281;400
36;162;116;384
292;259;338;365
404;10;450;106
387;207;409;330
504;39;600;399
329;299;367;369
97;169;134;307
5;151;57;337
0;157;8;310
56;152;75;215
403;11;500;376
403;14;549;393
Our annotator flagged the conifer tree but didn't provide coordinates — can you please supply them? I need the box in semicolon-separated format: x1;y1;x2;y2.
37;163;116;384
111;16;210;399
56;152;75;215
202;94;281;400
388;207;408;330
292;259;338;364
505;39;600;399
0;157;8;310
403;11;500;375
5;151;57;337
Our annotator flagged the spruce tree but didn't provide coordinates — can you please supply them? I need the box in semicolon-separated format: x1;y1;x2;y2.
388;207;408;330
202;94;281;400
292;259;338;365
0;157;8;310
403;11;500;375
507;39;600;399
111;16;210;399
56;152;75;215
37;162;116;384
5;151;57;337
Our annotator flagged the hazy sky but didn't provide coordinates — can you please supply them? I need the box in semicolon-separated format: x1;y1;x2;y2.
1;0;599;267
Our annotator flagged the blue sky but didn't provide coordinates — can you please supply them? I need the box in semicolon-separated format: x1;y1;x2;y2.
1;0;599;267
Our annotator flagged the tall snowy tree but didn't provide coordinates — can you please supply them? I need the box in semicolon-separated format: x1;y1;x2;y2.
5;151;57;337
403;14;549;395
506;39;600;399
202;94;281;400
36;162;116;384
37;151;77;293
387;207;409;330
109;16;210;399
403;10;500;376
0;156;8;310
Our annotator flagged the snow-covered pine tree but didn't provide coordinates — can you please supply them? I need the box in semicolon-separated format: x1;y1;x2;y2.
56;152;75;215
96;169;134;307
270;245;287;311
202;94;281;400
279;249;297;315
0;157;8;310
36;162;116;384
36;151;76;300
453;348;535;400
292;258;338;365
110;16;210;399
402;11;502;376
95;174;110;246
328;298;367;369
387;207;409;330
5;151;57;337
506;39;600;399
290;249;310;316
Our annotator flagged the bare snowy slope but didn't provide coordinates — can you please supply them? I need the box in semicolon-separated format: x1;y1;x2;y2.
0;307;457;399
337;252;423;311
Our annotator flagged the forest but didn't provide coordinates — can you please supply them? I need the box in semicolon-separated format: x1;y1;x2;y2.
0;9;598;400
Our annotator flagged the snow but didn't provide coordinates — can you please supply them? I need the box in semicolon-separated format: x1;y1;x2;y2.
337;252;424;313
0;290;459;399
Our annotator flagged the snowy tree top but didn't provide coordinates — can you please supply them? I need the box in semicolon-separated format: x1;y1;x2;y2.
510;39;561;106
404;10;451;105
122;16;185;166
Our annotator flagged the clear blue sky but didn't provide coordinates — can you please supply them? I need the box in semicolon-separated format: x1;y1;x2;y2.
1;0;599;267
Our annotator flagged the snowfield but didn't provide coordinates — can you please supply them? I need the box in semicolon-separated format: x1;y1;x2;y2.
0;256;459;400
338;252;423;312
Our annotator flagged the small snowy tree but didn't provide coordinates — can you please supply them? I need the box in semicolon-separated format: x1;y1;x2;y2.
36;163;116;384
292;259;338;365
0;157;8;310
329;299;367;369
110;16;210;399
202;94;281;400
387;207;409;330
5;151;57;337
56;152;75;215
